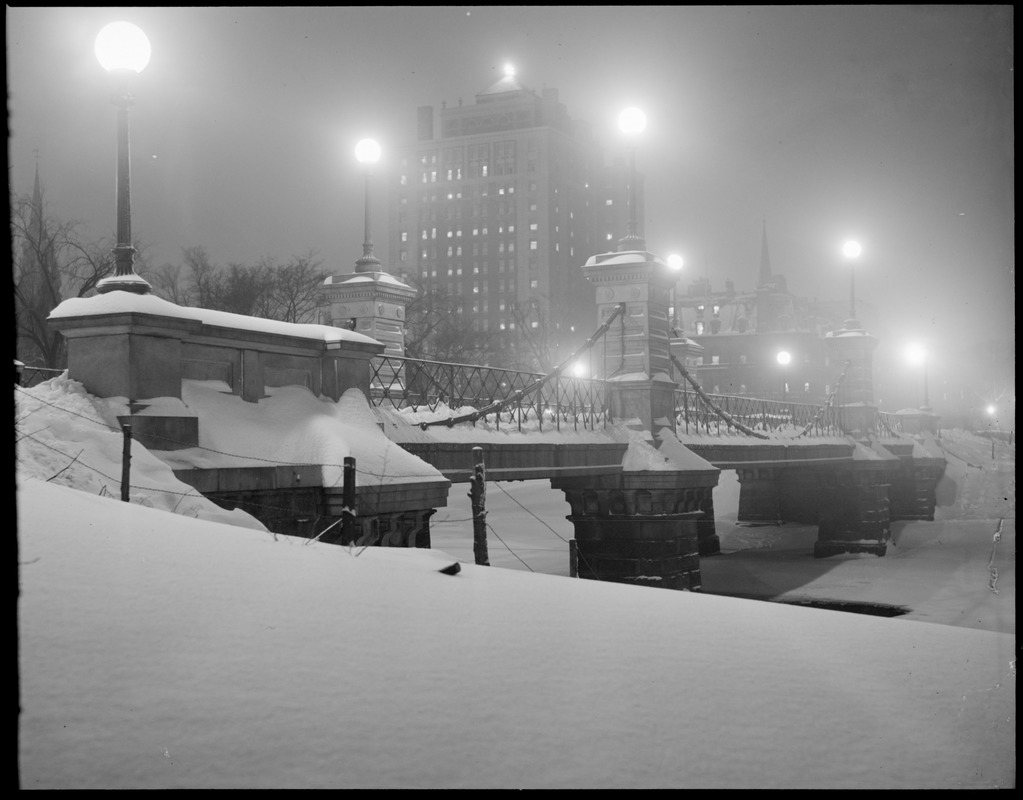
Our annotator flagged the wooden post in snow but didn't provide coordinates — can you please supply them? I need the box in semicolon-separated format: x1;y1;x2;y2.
342;456;357;545
120;423;132;502
569;539;578;578
469;446;490;566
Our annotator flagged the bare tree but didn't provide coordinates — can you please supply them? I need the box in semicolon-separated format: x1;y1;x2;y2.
11;185;148;368
183;245;219;309
179;246;324;323
148;262;188;305
268;251;325;323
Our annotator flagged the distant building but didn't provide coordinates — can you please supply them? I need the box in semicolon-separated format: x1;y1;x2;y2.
673;221;846;403
388;66;641;364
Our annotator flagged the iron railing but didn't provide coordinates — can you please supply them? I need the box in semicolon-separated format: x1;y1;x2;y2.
673;389;848;437
369;355;613;433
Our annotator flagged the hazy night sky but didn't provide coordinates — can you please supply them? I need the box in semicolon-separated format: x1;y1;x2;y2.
7;6;1014;374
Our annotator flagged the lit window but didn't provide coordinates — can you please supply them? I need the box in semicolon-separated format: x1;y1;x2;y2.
530;240;538;250
606;199;613;206
711;355;720;365
696;321;705;335
606;233;613;241
530;279;538;289
530;223;538;231
401;232;408;242
531;320;539;329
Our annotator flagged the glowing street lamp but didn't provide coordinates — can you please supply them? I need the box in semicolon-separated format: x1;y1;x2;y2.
841;239;862;325
354;137;382;273
94;21;152;295
905;343;930;410
776;350;792;403
617;106;647;252
667;253;684;332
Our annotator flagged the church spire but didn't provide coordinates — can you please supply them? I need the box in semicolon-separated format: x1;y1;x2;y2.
31;154;45;243
758;217;773;289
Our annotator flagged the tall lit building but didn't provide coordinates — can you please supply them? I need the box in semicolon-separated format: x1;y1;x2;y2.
388;65;642;364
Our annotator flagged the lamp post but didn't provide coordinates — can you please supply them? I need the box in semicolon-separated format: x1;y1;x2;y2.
354;137;382;273
776;349;792;403
94;21;152;295
667;253;684;333
617;107;646;252
905;343;930;411
841;239;862;326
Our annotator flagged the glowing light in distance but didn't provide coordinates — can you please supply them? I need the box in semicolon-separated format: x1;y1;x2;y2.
503;63;515;77
95;21;151;73
618;107;647;136
355;138;381;164
842;240;863;259
776;351;792;366
571;361;587;378
986;404;997;416
905;343;926;366
667;254;684;271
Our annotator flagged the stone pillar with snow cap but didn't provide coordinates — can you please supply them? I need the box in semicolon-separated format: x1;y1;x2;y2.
318;269;417;403
824;322;879;441
581;248;678;438
319;271;416;360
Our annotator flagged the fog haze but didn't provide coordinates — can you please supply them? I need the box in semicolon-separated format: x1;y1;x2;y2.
8;6;1014;394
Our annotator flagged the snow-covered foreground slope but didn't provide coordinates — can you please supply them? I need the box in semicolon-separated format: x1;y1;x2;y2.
17;478;1014;789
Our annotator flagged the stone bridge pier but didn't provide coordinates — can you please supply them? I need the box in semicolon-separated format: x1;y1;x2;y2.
556;246;721;589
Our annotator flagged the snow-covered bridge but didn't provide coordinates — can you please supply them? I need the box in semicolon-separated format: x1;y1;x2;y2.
46;247;946;592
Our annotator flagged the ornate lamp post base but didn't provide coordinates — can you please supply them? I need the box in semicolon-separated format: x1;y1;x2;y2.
97;244;151;294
